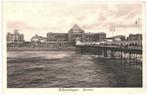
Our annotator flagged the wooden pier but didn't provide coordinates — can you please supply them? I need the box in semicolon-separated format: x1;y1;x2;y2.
76;44;142;70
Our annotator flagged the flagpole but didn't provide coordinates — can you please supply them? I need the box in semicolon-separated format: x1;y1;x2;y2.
136;18;140;34
110;25;114;38
138;18;140;34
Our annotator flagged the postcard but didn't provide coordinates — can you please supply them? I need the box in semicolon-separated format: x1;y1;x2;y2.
1;0;147;95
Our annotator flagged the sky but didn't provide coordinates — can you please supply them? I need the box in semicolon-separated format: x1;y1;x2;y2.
3;1;144;41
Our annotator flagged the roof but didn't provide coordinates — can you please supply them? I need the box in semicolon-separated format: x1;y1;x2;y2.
68;24;84;33
112;35;125;38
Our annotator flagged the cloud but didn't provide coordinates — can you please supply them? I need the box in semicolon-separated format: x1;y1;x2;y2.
4;2;143;40
7;21;34;30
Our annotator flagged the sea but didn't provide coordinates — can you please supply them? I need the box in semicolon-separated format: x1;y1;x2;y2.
7;51;142;88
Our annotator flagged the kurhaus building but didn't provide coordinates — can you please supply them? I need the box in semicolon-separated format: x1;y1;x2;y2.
46;24;106;46
68;24;85;44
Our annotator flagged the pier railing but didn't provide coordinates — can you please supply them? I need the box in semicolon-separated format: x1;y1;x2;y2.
76;41;142;70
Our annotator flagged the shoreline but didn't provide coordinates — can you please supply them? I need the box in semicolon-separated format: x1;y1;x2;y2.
7;47;76;52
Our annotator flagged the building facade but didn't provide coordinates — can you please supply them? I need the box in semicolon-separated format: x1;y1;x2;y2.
46;25;106;45
112;35;126;41
31;34;47;43
83;33;98;42
47;32;68;42
7;30;24;43
7;25;108;48
68;24;85;44
46;32;69;48
128;34;142;41
96;32;106;41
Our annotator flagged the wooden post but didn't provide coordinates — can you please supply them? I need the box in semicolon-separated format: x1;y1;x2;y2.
110;50;113;59
129;53;131;69
104;49;107;58
120;51;123;65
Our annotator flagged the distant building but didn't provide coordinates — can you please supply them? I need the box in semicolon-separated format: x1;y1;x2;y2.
106;38;113;42
7;30;24;43
128;34;142;41
96;32;106;41
31;34;47;43
83;33;98;42
68;24;85;44
112;35;126;41
108;34;142;49
47;32;68;42
46;32;69;48
126;34;142;49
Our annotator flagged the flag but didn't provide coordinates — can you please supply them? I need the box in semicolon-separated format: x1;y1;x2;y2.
135;18;141;26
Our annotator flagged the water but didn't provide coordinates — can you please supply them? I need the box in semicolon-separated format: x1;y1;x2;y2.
7;51;142;88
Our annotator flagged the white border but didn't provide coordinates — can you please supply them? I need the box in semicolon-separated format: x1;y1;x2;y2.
1;0;147;95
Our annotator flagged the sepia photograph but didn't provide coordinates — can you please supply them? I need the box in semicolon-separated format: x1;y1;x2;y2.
1;1;146;93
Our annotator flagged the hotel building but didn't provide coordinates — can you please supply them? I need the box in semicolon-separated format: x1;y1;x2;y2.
7;30;24;44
